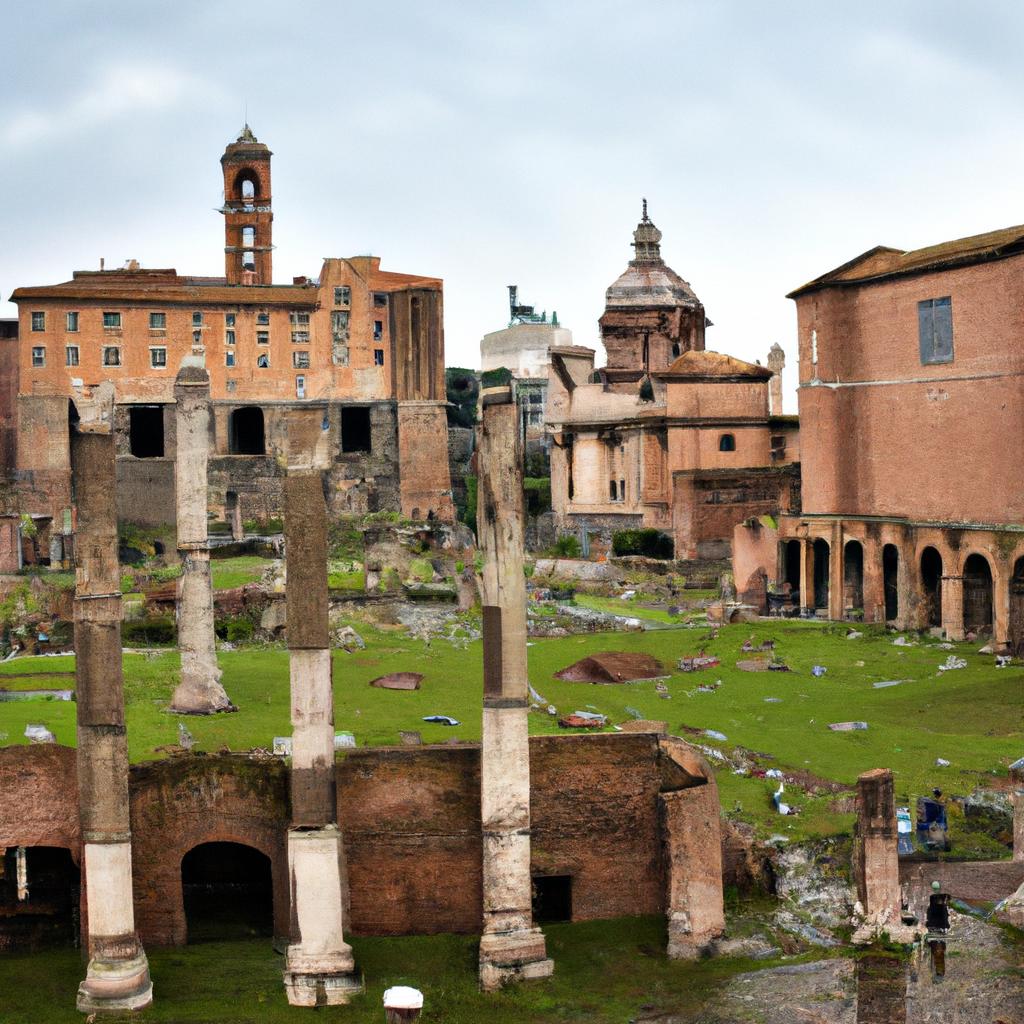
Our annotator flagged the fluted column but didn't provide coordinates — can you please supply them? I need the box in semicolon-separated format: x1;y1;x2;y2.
477;379;553;990
170;359;234;714
72;427;152;1013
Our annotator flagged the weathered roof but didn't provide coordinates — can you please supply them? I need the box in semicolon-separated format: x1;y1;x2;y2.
658;350;772;380
605;262;701;309
788;223;1024;297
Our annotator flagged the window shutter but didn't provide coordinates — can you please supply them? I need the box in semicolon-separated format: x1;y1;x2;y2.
918;300;934;363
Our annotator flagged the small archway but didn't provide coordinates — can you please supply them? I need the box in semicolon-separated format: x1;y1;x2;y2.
181;842;273;943
0;845;80;951
719;433;736;452
921;547;943;627
843;540;864;616
962;553;993;636
235;170;259;201
783;539;801;604
1010;557;1024;655
229;407;265;455
812;538;830;611
883;544;899;622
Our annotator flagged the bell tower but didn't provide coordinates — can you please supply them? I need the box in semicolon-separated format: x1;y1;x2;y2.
220;125;273;285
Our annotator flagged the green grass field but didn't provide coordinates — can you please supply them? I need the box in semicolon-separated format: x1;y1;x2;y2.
0;618;1020;844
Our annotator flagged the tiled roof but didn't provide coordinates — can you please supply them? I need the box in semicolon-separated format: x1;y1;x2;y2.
657;349;772;380
788;224;1024;297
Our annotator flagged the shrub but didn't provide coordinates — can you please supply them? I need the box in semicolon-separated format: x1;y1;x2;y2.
612;528;673;559
225;618;255;644
553;534;581;559
150;564;183;584
122;616;176;645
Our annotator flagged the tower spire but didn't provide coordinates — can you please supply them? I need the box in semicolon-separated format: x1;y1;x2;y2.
631;199;662;263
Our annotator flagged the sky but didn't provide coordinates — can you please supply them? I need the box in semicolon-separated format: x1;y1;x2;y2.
3;1;1023;406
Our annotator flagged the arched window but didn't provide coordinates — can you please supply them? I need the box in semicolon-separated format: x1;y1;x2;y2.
181;842;273;943
719;433;736;452
236;171;259;201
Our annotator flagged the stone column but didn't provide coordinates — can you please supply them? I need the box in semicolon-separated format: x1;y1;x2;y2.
282;425;361;1006
169;359;234;714
72;427;153;1013
941;574;964;641
766;342;785;416
829;523;845;622
852;768;903;944
476;380;553;991
797;537;812;616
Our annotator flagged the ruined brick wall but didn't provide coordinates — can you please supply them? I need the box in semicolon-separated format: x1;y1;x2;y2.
0;745;79;853
601;306;705;372
116;461;176;527
795;255;1024;523
0;337;19;479
396;402;455;521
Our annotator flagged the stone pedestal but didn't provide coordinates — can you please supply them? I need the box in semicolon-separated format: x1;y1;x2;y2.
282;461;361;1005
72;427;152;1013
476;382;553;990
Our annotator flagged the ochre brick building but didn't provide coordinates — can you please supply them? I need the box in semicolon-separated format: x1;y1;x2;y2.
8;127;453;564
548;206;799;558
733;223;1024;644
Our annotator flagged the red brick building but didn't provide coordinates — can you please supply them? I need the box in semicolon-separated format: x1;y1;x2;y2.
733;223;1024;643
8;127;453;564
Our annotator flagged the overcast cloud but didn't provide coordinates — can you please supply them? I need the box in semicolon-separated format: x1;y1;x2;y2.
3;1;1023;402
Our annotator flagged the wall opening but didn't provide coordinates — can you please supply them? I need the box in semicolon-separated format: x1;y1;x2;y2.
843;540;864;616
718;433;736;452
920;547;943;627
963;553;993;636
229;407;265;455
128;405;165;458
812;538;830;610
1009;557;1024;655
532;875;572;923
235;171;259;201
883;544;899;622
341;407;372;453
0;846;80;952
783;539;801;604
181;842;272;943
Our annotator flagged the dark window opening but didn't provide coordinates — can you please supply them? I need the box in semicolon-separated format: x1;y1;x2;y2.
229;407;265;455
532;875;572;923
883;544;899;621
620;478;625;500
256;312;270;326
181;842;272;944
671;342;681;358
719;433;736;452
843;540;864;616
129;405;165;458
374;348;385;366
334;286;350;306
256;354;269;369
373;320;383;341
373;292;387;307
963;553;993;635
609;479;618;501
921;547;943;627
918;297;953;365
0;846;80;951
784;539;801;604
813;538;830;610
341;407;372;453
235;172;259;201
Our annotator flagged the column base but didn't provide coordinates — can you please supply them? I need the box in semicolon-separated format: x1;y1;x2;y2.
667;912;719;960
479;928;554;991
76;951;153;1013
284;948;362;1006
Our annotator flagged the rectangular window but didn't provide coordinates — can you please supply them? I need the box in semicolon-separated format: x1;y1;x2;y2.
291;330;310;344
257;353;270;368
289;311;310;326
331;310;350;337
225;330;236;345
373;320;383;341
333;286;351;306
256;312;270;326
102;347;121;367
66;312;79;332
31;312;45;332
225;313;236;328
192;311;203;328
256;331;269;345
295;375;306;398
149;312;166;330
374;348;384;366
65;345;79;367
226;351;236;367
609;480;618;501
150;347;167;368
31;346;45;367
341;407;372;453
293;351;310;369
102;311;121;329
192;330;202;345
918;297;953;364
373;292;387;307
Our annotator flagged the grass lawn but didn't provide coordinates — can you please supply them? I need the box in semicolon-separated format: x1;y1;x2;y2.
0;915;829;1024
210;555;275;591
573;594;709;623
0;619;1020;844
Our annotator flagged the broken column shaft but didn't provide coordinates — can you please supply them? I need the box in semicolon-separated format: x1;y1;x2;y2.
72;429;152;1013
282;468;361;1006
852;767;905;944
170;362;233;714
476;380;553;990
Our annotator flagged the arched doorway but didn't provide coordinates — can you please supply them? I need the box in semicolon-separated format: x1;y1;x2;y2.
1010;557;1024;655
181;842;273;943
812;539;830;611
883;545;899;622
921;547;943;628
784;540;801;607
962;554;993;636
843;541;864;616
0;846;79;951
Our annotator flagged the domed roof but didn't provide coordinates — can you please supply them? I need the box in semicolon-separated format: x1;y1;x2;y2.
605;200;701;310
664;350;772;379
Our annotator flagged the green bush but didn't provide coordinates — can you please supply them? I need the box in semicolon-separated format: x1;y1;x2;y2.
553;534;581;559
122;616;176;645
150;564;183;584
224;618;255;644
611;528;674;559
